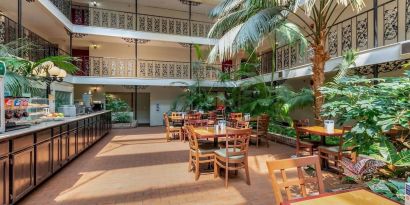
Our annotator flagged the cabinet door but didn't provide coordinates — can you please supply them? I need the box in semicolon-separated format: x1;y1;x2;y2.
52;137;61;172
77;126;85;152
61;133;68;164
36;140;52;184
0;157;8;205
68;131;77;159
12;148;34;202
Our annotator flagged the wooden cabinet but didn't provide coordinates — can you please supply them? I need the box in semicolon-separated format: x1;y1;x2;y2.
11;147;34;202
35;141;51;184
0;153;9;205
35;129;52;184
0;111;111;205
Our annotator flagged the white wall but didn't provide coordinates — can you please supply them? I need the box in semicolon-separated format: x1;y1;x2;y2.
73;84;183;126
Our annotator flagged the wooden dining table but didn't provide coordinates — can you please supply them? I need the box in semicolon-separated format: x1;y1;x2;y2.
298;126;344;145
193;127;228;147
281;189;400;205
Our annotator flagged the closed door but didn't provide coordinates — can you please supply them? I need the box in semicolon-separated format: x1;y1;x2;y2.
137;93;150;125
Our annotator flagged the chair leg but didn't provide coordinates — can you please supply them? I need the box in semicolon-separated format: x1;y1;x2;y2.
245;160;250;185
225;164;229;188
188;152;192;172
214;159;218;178
195;158;200;181
256;136;259;148
266;135;269;148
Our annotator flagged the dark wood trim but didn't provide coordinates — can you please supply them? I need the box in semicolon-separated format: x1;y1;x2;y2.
0;111;111;204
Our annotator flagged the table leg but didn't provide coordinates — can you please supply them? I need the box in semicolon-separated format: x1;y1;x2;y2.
214;137;218;148
320;136;329;169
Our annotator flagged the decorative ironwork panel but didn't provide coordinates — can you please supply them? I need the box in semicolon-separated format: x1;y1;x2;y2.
91;9;101;26
110;13;118;28
147;17;153;32
161;18;168;34
384;7;398;41
176;64;182;78
147;62;154;77
162;64;168;78
192;23;198;36
328;29;338;56
154;63;161;77
102;11;109;27
138;15;146;31
169;20;175;34
91;58;102;76
126;14;134;30
176;21;182;35
290;45;297;66
199;24;204;37
119;14;126;29
406;0;410;33
182;64;189;78
182;21;189;36
0;16;5;44
276;49;283;71
342;24;352;52
102;60;109;76
154;17;160;33
139;62;145;77
356;18;368;49
283;46;289;69
169;64;175;78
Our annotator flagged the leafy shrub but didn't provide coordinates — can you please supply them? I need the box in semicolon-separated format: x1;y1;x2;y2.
112;112;132;123
105;94;130;112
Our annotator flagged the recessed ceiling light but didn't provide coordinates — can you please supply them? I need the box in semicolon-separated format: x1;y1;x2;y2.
91;1;97;7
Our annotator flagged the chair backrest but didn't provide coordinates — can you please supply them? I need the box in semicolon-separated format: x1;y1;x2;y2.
292;119;309;129
257;114;270;134
186;119;208;127
171;112;182;118
187;113;201;120
229;112;243;121
186;125;199;151
224;128;252;159
208;111;217;121
235;120;250;129
266;155;325;205
338;126;353;159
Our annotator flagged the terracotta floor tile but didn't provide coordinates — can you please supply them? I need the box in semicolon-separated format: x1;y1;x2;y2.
18;127;345;205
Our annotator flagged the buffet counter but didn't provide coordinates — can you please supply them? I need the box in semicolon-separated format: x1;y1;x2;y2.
0;111;112;205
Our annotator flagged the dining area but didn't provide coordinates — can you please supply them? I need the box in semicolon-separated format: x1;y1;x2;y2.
163;111;404;205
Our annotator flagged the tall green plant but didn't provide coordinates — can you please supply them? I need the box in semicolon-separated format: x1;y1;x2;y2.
321;70;410;165
208;0;366;121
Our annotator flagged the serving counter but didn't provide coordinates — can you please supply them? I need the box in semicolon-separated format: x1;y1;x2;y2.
0;111;112;204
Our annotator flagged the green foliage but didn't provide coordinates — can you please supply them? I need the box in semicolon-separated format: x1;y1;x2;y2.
334;49;359;81
366;177;409;203
321;71;410;169
105;94;131;112
112;112;132;123
0;38;79;97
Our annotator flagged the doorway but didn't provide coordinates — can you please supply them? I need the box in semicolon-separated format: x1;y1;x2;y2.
137;93;150;126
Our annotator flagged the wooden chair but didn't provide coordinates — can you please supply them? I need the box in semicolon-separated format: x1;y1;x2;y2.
318;126;355;173
235;120;250;129
186;126;217;180
164;113;182;141
250;114;270;148
187;113;201;121
266;156;325;205
171;112;184;126
185;119;208;127
293;119;319;156
207;111;217;126
214;128;252;188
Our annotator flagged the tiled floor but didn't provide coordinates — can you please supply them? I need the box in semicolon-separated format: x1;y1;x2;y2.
19;127;349;205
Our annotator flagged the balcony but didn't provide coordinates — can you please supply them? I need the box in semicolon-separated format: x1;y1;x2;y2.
71;6;213;38
74;56;222;81
0;14;68;61
259;0;410;76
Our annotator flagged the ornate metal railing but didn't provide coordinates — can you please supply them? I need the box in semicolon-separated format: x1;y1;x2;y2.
71;5;213;38
274;0;410;72
0;14;64;61
74;56;220;80
49;0;72;19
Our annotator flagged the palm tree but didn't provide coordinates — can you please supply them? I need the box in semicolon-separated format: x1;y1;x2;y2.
208;0;365;122
0;39;78;96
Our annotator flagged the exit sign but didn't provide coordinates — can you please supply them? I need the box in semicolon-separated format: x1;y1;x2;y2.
0;61;5;77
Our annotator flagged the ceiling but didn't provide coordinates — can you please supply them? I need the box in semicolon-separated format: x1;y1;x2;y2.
72;0;218;15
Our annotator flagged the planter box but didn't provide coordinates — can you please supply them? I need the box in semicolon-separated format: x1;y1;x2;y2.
112;120;137;129
268;132;296;147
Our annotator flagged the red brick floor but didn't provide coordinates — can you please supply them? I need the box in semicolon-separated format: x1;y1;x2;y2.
19;127;348;205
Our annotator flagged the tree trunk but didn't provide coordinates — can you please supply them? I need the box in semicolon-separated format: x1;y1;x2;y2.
311;32;330;124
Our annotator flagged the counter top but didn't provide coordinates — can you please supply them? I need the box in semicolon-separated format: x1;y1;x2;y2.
0;111;111;141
